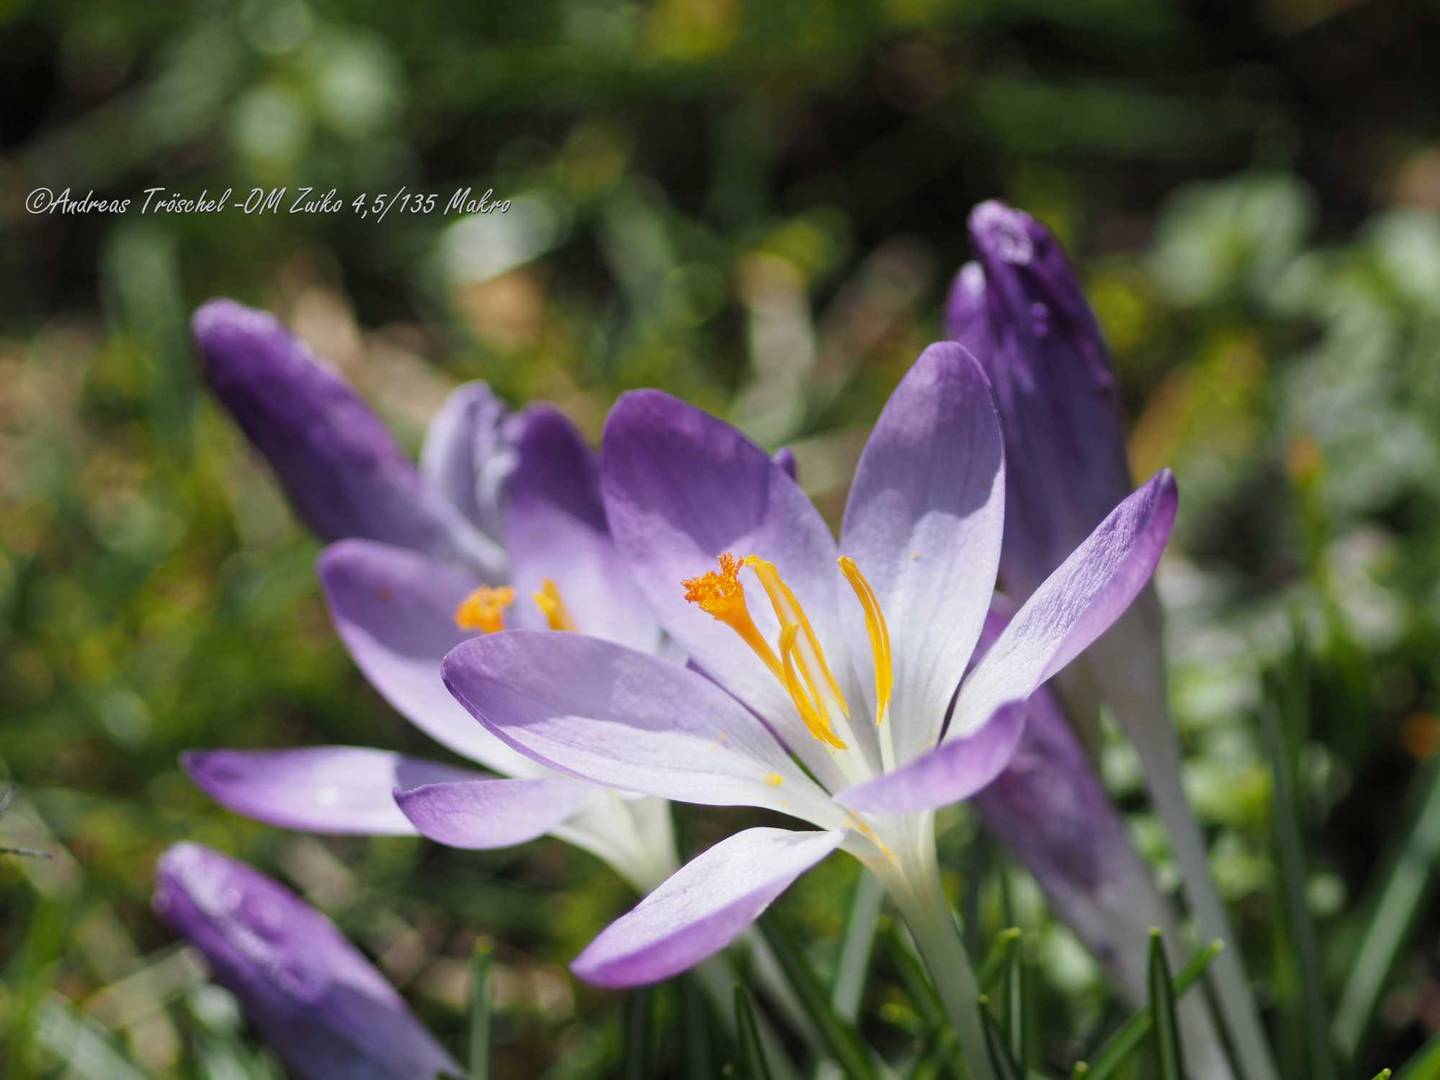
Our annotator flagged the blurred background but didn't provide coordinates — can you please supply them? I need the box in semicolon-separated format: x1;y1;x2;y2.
3;0;1440;1075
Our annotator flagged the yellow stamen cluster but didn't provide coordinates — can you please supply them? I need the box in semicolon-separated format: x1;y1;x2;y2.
454;586;516;633
682;554;784;680
533;578;577;632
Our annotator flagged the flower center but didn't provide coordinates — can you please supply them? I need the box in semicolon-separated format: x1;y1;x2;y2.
682;553;894;751
454;586;516;633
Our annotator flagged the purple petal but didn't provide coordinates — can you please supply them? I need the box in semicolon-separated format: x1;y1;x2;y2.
835;702;1025;813
318;539;538;776
154;843;460;1080
506;406;660;651
394;777;594;849
571;827;843;986
184;747;479;835
948;202;1134;605
954;470;1178;736
194;299;502;579
420;382;517;542
839;343;1004;762
442;630;841;826
772;446;798;480
602;390;857;788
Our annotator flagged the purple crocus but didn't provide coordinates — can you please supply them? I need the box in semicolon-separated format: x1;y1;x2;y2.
949;203;1276;1080
154;843;459;1080
186;301;676;894
437;342;1175;1076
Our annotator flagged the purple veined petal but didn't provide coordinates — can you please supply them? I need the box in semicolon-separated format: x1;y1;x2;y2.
772;446;798;480
505;405;661;652
183;747;480;836
952;469;1178;738
441;630;842;827
839;343;1004;764
194;300;503;580
835;702;1025;814
154;843;460;1080
949;202;1134;606
420;382;517;543
571;827;844;987
393;777;595;849
318;539;540;777
602;390;859;789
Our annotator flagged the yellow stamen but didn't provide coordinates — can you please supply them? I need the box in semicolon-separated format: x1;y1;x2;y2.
779;626;847;749
454;586;516;633
533;578;576;632
744;557;849;718
683;554;783;679
838;556;893;726
765;772;784;787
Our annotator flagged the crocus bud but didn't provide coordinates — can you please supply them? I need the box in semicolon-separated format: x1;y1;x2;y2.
947;201;1134;606
194;299;503;579
154;843;459;1080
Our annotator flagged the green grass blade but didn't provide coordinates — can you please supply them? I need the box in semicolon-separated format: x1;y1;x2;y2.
1148;930;1186;1079
980;1004;1023;1080
1071;940;1221;1080
757;915;876;1080
681;976;715;1080
833;873;884;1022
1396;1032;1440;1079
622;986;655;1080
1334;756;1440;1059
468;944;493;1080
736;985;776;1080
976;927;1022;993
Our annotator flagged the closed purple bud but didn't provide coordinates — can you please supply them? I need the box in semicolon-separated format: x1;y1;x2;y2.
948;201;1134;605
195;299;503;578
154;843;459;1080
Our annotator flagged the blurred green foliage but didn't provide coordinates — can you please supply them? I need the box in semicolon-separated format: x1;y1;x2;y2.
3;0;1440;1075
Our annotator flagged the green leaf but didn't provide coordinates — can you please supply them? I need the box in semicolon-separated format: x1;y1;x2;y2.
1334;755;1440;1059
468;944;493;1080
622;986;655;1080
1147;930;1186;1079
976;927;1022;993
999;936;1027;1073
1071;940;1221;1080
757;915;876;1080
1396;1032;1440;1079
979;1003;1023;1080
735;985;775;1080
832;873;884;1023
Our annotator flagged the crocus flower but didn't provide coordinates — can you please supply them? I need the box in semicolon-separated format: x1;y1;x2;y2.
186;301;676;895
154;842;459;1080
949;203;1277;1080
438;342;1175;1075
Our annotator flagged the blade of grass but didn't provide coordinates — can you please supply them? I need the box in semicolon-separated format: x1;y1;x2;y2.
468;944;492;1080
976;928;1022;993
622;986;655;1080
999;938;1026;1073
1070;940;1222;1080
736;986;776;1080
1148;930;1185;1079
818;874;885;1080
1261;645;1334;1080
1396;1032;1440;1079
1333;755;1440;1059
757;915;876;1080
979;1005;1023;1080
681;976;715;1080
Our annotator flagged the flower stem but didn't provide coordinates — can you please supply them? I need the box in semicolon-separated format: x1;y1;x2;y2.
869;829;995;1080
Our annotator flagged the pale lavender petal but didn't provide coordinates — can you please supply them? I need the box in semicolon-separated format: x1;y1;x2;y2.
420;382;516;543
154;843;460;1080
506;405;660;652
318;539;538;777
772;446;797;479
442;630;841;827
948;202;1134;605
394;777;594;849
835;702;1025;813
953;470;1178;737
194;300;502;579
183;747;479;835
602;390;856;788
839;343;1004;762
571;827;843;986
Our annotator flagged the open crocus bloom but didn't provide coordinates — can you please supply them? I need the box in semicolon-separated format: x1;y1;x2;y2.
186;300;675;894
441;342;1177;1009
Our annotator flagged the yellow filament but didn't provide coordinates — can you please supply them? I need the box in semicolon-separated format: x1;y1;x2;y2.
779;626;847;749
743;557;849;718
838;556;893;726
533;578;576;632
454;586;516;633
683;554;783;679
